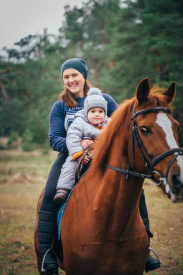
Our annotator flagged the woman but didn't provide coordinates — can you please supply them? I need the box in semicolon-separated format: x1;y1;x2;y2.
38;58;118;274
38;58;160;274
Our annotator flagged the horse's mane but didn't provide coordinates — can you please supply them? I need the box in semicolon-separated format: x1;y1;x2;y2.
85;85;172;178
85;97;135;177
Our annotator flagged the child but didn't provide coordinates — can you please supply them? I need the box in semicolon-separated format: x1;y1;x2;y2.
54;88;109;203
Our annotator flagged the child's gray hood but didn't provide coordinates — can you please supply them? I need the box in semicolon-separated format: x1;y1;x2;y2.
74;109;109;127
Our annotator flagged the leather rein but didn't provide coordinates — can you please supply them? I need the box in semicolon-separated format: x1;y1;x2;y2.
105;105;183;186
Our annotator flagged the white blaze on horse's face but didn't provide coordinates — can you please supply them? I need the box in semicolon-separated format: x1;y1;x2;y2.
156;112;183;182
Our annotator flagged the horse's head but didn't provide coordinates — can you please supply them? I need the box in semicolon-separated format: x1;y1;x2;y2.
132;78;183;202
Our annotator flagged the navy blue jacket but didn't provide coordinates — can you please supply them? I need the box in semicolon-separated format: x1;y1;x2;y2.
49;93;118;152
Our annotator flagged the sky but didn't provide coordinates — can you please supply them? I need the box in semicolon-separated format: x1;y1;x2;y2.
0;0;83;53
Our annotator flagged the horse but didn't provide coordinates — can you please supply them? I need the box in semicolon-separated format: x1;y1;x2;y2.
34;78;183;275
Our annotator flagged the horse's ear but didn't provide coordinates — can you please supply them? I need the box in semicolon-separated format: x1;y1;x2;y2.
136;78;150;104
162;82;176;104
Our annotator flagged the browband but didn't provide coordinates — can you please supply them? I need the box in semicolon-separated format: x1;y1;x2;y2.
131;107;171;120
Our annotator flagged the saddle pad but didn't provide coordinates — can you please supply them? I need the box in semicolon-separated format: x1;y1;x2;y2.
57;187;74;240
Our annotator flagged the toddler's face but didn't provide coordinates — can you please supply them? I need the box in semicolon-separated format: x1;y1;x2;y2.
87;107;105;125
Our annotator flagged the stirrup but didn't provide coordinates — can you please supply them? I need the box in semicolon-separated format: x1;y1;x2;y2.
41;233;59;275
145;246;162;273
149;247;161;265
41;248;50;272
41;248;58;274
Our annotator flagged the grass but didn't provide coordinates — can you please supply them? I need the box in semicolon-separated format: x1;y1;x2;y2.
0;148;58;275
0;147;183;274
143;180;183;274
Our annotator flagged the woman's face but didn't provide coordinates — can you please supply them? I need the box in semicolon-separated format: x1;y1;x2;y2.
63;68;85;97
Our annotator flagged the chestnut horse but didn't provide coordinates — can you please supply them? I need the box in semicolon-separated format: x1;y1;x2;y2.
35;78;183;274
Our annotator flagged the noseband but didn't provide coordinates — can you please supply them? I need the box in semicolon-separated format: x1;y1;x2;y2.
105;105;183;186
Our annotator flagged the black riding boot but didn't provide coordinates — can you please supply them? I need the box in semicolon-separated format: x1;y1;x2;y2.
38;210;58;274
139;191;161;273
143;218;161;272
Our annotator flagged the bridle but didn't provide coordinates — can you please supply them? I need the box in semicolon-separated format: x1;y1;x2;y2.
105;105;183;187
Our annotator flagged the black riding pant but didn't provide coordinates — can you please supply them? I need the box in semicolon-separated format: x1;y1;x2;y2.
139;190;148;220
40;152;68;212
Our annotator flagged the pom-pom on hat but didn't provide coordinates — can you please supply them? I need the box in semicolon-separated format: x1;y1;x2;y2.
84;88;107;116
61;58;88;79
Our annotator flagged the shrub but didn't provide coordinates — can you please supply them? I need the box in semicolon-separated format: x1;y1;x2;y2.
7;131;19;148
22;128;35;151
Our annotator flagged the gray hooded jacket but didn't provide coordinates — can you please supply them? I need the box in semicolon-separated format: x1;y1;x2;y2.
67;109;109;157
56;109;110;190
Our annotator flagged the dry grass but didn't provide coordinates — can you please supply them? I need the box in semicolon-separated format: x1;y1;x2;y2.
143;180;183;275
0;148;59;275
0;148;183;274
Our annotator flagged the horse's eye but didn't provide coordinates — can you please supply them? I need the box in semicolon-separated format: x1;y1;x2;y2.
139;126;150;135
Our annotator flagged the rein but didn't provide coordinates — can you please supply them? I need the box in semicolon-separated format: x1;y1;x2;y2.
75;143;94;182
105;105;183;186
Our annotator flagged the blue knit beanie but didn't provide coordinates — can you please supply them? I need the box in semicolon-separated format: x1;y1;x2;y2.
61;58;88;79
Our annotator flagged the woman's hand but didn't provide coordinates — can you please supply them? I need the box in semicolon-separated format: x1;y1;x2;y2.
80;139;93;149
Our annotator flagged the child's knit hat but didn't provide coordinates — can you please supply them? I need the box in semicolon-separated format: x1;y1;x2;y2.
84;88;107;116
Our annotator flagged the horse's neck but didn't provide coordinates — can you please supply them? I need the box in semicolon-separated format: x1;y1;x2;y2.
86;135;143;237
